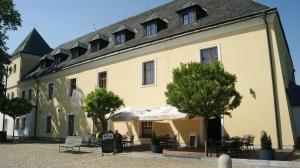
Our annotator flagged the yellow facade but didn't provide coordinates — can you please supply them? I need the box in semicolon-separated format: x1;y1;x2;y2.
9;13;295;148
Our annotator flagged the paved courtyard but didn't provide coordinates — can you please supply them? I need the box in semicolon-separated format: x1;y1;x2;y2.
0;143;298;168
0;143;216;168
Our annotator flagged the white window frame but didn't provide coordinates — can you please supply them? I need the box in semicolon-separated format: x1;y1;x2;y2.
68;77;77;97
140;121;153;138
97;70;109;90
45;114;52;133
198;44;222;63
67;113;75;135
141;59;157;88
47;83;54;100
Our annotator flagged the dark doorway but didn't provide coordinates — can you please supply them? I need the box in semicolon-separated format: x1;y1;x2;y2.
207;117;221;140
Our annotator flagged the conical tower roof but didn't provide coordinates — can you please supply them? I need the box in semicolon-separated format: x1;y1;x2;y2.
11;28;52;56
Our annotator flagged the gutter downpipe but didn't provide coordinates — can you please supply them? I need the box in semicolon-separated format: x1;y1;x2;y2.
34;75;39;139
263;11;282;149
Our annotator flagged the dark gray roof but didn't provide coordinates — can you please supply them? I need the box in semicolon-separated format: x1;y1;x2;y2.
89;34;109;42
288;82;300;106
142;13;164;24
176;0;201;12
11;28;52;57
53;48;71;56
112;25;136;34
39;54;53;61
70;41;88;49
22;0;269;80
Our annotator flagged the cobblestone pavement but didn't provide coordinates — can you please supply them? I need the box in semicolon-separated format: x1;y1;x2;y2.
0;143;295;168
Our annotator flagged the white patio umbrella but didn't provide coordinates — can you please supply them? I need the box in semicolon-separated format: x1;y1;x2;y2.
139;105;187;121
108;106;145;121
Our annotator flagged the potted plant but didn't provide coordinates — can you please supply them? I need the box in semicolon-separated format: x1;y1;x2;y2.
151;133;163;153
259;131;275;160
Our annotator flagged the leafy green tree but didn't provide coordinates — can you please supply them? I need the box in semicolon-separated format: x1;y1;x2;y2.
0;0;21;111
82;89;124;133
165;62;242;156
4;98;33;140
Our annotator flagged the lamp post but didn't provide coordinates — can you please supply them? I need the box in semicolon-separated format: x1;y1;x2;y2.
33;74;39;139
2;66;9;132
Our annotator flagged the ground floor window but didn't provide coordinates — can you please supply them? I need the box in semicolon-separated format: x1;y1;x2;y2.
21;117;26;130
46;116;51;133
141;121;152;138
68;115;75;136
15;118;20;129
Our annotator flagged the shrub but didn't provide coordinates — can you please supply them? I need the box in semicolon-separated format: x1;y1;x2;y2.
260;131;272;150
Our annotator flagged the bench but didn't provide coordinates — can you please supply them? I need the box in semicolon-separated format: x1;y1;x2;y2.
59;136;82;152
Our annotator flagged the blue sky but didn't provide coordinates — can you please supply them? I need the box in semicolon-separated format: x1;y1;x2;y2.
6;0;300;84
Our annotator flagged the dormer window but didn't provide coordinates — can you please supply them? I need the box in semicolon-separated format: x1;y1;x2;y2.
142;15;167;36
182;10;196;25
113;25;135;45
115;33;126;45
70;42;88;59
176;3;207;26
53;49;70;65
39;54;53;69
89;34;109;53
145;22;157;36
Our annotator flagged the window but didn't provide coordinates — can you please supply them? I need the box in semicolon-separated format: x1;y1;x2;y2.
11;92;14;99
48;83;54;100
22;90;26;99
115;33;126;45
142;60;155;86
90;41;99;53
28;89;32;100
182;10;196;25
69;78;76;97
200;47;219;64
98;71;107;90
3;119;8;131
46;116;51;133
13;64;16;73
141;122;152;138
21;117;26;129
7;93;10;99
68;115;75;136
145;23;157;36
15;118;20;129
71;49;79;59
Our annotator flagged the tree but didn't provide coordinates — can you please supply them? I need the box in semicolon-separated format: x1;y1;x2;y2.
3;98;33;140
0;0;22;94
165;62;242;156
82;89;124;133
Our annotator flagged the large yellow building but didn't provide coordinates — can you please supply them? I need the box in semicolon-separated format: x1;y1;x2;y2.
4;0;298;149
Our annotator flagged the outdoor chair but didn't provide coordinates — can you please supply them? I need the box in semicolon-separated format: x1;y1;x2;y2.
123;135;134;151
59;136;83;153
168;135;177;149
227;139;242;158
244;135;255;151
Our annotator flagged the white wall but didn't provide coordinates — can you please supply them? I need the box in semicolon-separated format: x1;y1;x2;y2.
0;109;35;138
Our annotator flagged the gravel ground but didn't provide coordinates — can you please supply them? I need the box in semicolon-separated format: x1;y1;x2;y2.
0;143;295;168
0;143;216;168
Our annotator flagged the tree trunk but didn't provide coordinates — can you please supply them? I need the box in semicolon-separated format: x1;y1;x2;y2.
12;119;15;141
100;119;108;133
204;117;208;157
